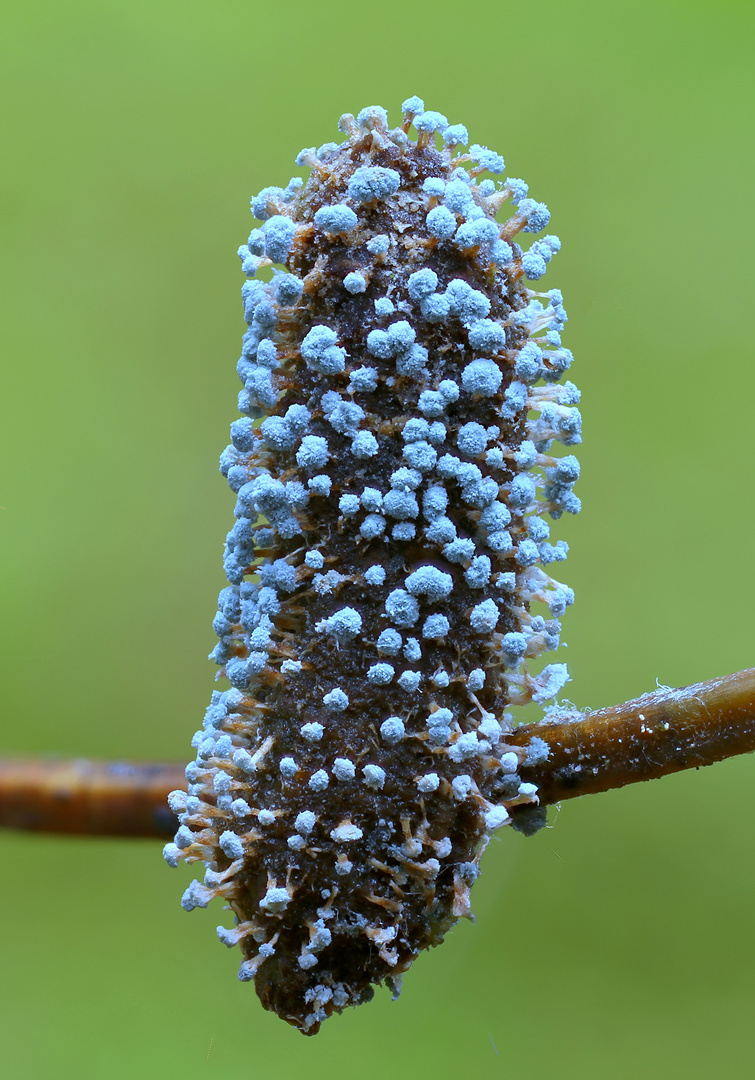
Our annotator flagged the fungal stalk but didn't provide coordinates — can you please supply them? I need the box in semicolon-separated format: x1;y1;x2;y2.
165;97;580;1034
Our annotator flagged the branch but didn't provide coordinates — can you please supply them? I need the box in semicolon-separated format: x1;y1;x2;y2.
1;667;754;839
508;666;755;805
0;757;183;838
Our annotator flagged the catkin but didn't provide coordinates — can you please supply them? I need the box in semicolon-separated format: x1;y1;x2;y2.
164;98;580;1034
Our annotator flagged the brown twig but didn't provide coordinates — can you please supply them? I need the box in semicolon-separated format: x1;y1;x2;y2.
508;666;755;805
1;667;754;840
0;757;182;838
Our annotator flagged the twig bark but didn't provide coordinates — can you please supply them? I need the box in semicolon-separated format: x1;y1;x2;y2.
0;757;182;838
1;667;754;840
508;666;755;805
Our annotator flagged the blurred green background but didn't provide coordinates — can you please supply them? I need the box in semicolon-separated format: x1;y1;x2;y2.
2;0;754;1075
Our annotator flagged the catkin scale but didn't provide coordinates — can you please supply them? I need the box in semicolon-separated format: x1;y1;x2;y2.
166;100;579;1034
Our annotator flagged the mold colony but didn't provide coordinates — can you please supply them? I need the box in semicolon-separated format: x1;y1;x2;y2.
164;98;579;1033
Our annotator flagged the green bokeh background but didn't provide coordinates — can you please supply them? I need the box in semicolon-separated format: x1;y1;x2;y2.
2;0;754;1076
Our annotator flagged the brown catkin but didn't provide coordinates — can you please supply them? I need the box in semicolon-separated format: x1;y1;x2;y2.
164;98;580;1034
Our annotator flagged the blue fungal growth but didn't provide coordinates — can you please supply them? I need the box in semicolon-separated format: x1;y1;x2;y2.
426;205;458;240
263;216;297;262
405;566;454;602
343;272;367;294
301;326;346;374
314;204;358;234
169;97;579;1037
347;166;401;204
